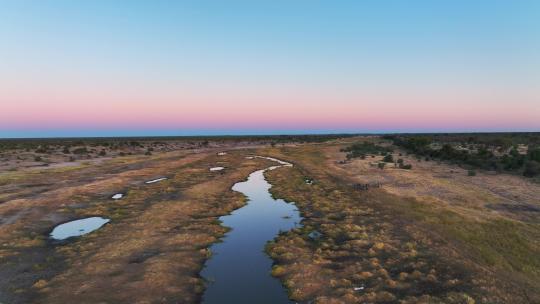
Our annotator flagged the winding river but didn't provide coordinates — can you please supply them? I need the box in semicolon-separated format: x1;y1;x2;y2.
201;157;301;304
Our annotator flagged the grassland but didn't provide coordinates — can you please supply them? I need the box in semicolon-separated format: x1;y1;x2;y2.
0;144;277;303
262;138;540;303
1;135;539;303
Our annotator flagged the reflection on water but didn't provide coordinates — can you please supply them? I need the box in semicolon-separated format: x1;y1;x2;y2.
201;157;300;304
111;193;123;200
50;217;110;240
145;177;167;184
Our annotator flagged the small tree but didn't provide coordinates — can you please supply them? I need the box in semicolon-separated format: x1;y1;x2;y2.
383;154;394;163
73;147;88;155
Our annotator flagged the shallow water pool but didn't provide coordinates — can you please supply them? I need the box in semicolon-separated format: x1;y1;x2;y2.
145;177;167;184
50;217;110;240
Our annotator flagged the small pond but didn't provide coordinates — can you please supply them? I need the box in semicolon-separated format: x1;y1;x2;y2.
50;217;110;240
111;193;124;200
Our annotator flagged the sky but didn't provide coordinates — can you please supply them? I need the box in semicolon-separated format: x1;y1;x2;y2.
1;0;539;138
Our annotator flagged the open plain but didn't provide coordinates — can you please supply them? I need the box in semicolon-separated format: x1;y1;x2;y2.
0;136;539;304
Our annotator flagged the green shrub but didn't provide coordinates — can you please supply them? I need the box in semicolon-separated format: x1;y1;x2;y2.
383;154;394;163
468;170;476;176
73;147;88;155
341;142;392;159
523;161;540;177
529;148;540;162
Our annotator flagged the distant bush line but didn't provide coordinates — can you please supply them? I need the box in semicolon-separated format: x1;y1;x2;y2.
383;133;540;178
340;142;392;160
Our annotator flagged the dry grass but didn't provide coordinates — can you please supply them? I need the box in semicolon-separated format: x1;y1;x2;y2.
0;148;269;303
2;138;539;303
261;140;540;303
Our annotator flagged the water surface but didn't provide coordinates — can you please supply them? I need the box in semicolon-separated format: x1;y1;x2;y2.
145;177;167;184
201;157;300;304
50;217;110;240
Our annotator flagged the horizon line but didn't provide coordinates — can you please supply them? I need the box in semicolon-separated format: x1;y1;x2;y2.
1;130;539;140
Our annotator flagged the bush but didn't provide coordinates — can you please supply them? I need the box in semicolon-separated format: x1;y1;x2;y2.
378;162;386;169
383;154;394;163
73;147;88;155
523;161;540;177
468;170;476;176
62;147;70;154
341;142;393;159
34;156;42;162
99;150;106;156
401;164;412;170
529;148;540;162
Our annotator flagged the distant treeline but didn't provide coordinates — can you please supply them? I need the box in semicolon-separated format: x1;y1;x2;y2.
385;132;540;148
383;133;540;178
341;142;392;159
0;134;355;152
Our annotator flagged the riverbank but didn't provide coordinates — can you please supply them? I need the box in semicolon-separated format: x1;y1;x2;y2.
261;141;540;303
0;148;276;303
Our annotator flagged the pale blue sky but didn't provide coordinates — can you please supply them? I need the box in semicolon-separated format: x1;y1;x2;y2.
1;1;539;137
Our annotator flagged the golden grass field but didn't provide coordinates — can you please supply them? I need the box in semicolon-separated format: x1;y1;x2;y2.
1;137;539;303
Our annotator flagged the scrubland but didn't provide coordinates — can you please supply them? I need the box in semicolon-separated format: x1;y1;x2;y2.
264;138;540;303
0;135;538;303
